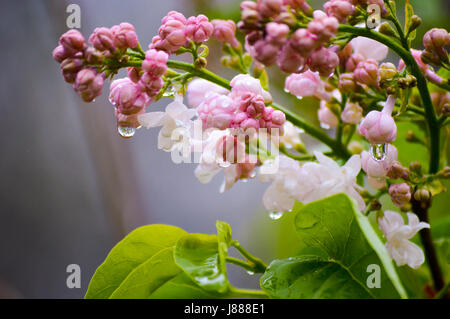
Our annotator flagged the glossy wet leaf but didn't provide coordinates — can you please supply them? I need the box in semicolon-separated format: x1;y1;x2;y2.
110;248;219;298
174;233;229;294
272;194;408;299
85;224;187;299
260;255;373;299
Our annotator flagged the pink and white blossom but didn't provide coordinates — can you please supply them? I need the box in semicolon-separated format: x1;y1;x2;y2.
378;211;430;269
186;78;230;108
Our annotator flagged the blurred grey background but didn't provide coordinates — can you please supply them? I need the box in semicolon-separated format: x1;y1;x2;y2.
0;0;448;298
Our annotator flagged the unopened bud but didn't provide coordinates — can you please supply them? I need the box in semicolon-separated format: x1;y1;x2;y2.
348;141;363;155
405;130;416;142
338;73;357;93
194;57;207;69
420;50;440;65
389;183;412;208
409;161;422;175
387;161;409;180
379;62;398;81
414;188;431;202
379;22;397;37
408;15;422;33
398;75;417;89
275;12;296;27
437;166;450;179
368;199;382;212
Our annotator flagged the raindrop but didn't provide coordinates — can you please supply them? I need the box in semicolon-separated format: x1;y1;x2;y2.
320;123;330;130
118;126;136;138
370;143;387;162
246;271;255;276
250;171;256;178
241;178;248;183
269;211;283;220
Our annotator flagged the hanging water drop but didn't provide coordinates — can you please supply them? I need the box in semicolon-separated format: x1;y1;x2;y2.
370;143;387;161
118;126;136;138
269;211;283;220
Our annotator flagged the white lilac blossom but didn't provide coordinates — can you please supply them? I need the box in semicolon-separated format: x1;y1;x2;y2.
378;211;430;269
259;152;365;212
138;97;196;151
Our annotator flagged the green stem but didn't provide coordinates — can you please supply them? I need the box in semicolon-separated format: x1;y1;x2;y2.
167;60;351;159
338;25;441;174
232;241;267;273
228;286;269;299
435;281;450;299
226;257;260;273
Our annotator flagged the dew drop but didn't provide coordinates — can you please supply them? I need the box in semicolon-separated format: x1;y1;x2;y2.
246;271;255;276
320;123;331;130
250;171;256;178
241;178;249;183
269;211;283;220
118;126;136;138
369;143;387;162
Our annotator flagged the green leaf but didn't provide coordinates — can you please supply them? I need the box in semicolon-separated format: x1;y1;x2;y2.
404;0;416;44
174;233;229;294
290;194;407;298
110;248;219;298
216;221;232;247
85;224;187;299
261;255;373;299
258;69;269;91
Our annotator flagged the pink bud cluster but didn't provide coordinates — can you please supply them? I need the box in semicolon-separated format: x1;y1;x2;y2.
53;29;105;102
110;49;168;128
193;75;286;135
422;28;449;64
151;11;221;53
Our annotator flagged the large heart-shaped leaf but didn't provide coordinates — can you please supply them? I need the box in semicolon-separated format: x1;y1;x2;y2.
110;248;219;298
85;224;187;298
261;194;407;299
261;255;373;298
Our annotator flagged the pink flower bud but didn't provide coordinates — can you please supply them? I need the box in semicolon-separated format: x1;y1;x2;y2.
127;67;142;83
308;47;339;77
277;42;306;73
337;43;353;68
257;0;283;18
338;73;357;92
283;0;312;13
230;74;273;103
186;79;230;108
345;53;364;72
285;70;328;99
239;1;260;34
185;15;214;43
389;183;411;208
52;45;70;63
308;10;338;43
341;102;363;124
289;29;321;57
84;47;103;64
141;49;168;78
109;78;151;115
324;0;355;23
318;101;339;128
60;56;83;83
252;39;280;65
159;11;187;51
73;69;104;102
212;20;240;48
89;27;115;52
138;73;165;97
423;28;449;62
237;93;266;117
354;59;379;87
59;29;86;56
198;93;236;129
361;144;398;178
266;22;290;46
111;23;138;50
359;96;397;144
115;108;145;128
259;107;286;134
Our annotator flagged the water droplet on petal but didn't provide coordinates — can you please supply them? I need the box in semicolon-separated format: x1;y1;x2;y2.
269;211;283;220
250;171;256;178
118;126;136;138
370;143;387;162
320;123;330;130
241;178;248;183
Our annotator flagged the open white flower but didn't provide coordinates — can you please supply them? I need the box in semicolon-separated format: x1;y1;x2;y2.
296;152;365;211
378;211;430;269
138;97;196;151
259;155;303;212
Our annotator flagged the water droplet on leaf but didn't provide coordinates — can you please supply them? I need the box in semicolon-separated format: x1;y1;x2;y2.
246;271;255;276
